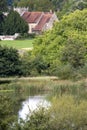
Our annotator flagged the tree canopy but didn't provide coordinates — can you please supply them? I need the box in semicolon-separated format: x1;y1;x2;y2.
4;10;28;35
14;0;54;12
13;0;87;18
32;9;87;77
0;0;7;34
0;46;22;77
0;0;7;12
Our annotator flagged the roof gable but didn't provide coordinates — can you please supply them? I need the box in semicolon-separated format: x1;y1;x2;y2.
22;11;57;33
22;12;43;23
33;13;53;31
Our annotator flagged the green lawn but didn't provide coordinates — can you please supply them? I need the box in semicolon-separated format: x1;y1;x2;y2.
0;39;33;49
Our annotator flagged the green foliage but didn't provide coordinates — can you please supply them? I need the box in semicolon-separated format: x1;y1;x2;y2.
51;0;87;18
0;46;21;77
16;33;36;40
15;0;54;11
12;95;87;130
0;0;7;35
21;52;49;76
0;94;17;130
0;12;5;35
49;95;87;130
32;9;87;79
79;63;87;77
23;108;50;130
60;39;87;68
14;0;87;18
0;0;7;12
4;10;28;35
53;82;87;100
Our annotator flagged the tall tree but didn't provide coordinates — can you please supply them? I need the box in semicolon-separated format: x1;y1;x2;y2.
0;12;5;34
4;10;28;35
32;9;87;75
0;0;7;34
0;0;7;12
0;46;22;77
15;0;54;11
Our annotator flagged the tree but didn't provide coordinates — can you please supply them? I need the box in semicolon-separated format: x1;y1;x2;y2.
32;9;87;76
21;52;49;76
15;0;54;12
0;12;5;34
60;39;87;68
4;10;28;35
0;46;22;77
50;0;87;18
0;0;7;34
0;0;7;12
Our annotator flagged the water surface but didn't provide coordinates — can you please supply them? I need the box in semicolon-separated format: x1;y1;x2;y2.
19;94;50;120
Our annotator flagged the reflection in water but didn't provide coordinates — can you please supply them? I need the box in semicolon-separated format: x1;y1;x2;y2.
19;95;50;120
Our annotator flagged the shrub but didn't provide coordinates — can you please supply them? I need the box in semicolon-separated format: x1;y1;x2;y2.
55;64;75;79
12;95;87;130
16;33;36;40
49;95;87;130
0;46;22;77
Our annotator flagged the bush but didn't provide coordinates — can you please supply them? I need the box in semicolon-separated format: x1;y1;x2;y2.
55;64;75;79
12;95;87;130
0;46;22;77
49;95;87;130
79;63;87;78
16;33;36;40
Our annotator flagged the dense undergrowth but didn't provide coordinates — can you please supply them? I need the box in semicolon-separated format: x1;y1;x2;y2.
0;77;87;130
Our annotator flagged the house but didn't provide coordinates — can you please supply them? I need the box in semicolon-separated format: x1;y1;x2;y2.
22;11;58;34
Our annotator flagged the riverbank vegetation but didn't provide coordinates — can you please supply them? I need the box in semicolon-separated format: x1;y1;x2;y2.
13;95;87;130
0;77;87;130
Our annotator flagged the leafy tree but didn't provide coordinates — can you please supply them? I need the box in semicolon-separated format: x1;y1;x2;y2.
14;0;87;18
0;94;17;130
51;0;65;10
61;39;87;68
15;0;54;11
0;0;7;12
0;46;22;77
32;9;87;77
0;13;5;35
21;52;49;76
50;0;87;18
0;0;7;34
4;10;28;35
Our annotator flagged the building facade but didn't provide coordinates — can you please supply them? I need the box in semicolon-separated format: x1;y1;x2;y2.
22;11;58;34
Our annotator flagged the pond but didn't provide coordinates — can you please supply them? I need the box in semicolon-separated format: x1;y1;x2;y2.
19;94;51;120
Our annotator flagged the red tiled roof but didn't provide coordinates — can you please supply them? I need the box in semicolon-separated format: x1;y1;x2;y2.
33;13;53;31
22;12;43;23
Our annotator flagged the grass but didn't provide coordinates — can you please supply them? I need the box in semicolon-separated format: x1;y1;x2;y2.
0;90;14;92
0;77;87;100
0;39;33;49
